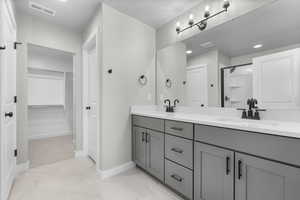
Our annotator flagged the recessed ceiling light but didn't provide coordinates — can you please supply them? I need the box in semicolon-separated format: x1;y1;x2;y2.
186;50;193;54
59;0;68;2
253;44;263;49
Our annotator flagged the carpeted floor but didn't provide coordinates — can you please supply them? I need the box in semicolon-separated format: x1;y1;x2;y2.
29;135;74;168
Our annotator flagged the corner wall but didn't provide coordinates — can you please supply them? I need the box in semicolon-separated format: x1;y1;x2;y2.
100;4;156;170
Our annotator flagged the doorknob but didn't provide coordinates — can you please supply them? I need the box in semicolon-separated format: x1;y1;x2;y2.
5;112;13;118
86;106;91;110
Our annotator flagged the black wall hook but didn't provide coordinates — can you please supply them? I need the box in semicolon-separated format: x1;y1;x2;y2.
0;45;6;50
138;75;148;86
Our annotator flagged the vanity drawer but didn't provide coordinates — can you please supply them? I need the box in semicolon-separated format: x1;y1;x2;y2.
165;159;193;200
132;115;164;132
195;124;300;167
165;134;193;169
165;120;193;139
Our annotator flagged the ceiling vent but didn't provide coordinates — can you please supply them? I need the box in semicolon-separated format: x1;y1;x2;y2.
29;1;56;16
200;42;215;48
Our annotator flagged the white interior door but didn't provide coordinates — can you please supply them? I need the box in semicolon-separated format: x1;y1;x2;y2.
0;1;17;199
186;65;208;107
87;46;97;162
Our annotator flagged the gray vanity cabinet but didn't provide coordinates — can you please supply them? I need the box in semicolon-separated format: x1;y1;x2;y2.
194;142;234;200
235;153;300;200
132;120;164;181
133;126;147;169
146;129;164;181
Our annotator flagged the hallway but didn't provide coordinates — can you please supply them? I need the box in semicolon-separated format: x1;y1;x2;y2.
9;158;182;200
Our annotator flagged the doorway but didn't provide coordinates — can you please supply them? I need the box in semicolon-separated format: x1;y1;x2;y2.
186;65;208;107
27;44;75;168
0;0;17;199
83;34;99;163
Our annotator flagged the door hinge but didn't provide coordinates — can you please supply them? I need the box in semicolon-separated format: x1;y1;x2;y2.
14;96;17;103
14;149;18;157
14;42;22;50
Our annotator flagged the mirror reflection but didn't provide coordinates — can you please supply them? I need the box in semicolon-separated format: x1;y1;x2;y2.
157;0;300;110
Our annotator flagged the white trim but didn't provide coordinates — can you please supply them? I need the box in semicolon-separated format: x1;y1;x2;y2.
15;161;30;177
82;31;100;170
74;150;87;158
186;64;207;71
97;162;135;180
4;0;16;29
29;131;72;140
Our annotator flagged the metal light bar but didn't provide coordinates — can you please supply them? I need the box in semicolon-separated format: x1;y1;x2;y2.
176;0;230;34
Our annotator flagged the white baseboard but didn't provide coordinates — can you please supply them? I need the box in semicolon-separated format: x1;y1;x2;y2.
29;131;72;140
98;161;135;179
15;161;30;177
75;150;87;158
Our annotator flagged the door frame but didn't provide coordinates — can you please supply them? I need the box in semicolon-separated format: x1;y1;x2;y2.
0;0;17;199
186;64;208;106
82;31;100;168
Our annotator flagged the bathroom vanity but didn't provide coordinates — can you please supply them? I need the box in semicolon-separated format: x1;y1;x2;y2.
131;110;300;200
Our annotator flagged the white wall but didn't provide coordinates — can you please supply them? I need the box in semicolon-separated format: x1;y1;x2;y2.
16;11;82;164
156;0;277;50
100;4;156;170
157;42;187;105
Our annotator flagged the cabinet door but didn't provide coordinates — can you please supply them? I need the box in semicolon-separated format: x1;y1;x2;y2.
235;153;300;200
194;142;234;200
133;127;147;169
253;49;300;109
147;130;164;181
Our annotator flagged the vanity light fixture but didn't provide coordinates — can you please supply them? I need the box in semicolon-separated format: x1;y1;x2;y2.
176;0;230;34
253;44;263;49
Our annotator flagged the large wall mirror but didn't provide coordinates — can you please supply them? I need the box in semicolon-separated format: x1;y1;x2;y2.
156;0;300;110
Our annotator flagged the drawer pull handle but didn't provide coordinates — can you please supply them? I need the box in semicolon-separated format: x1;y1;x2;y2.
171;148;183;154
171;174;183;182
170;127;183;131
238;160;242;180
226;156;230;175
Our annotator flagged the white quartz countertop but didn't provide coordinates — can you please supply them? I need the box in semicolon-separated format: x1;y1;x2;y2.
131;109;300;139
